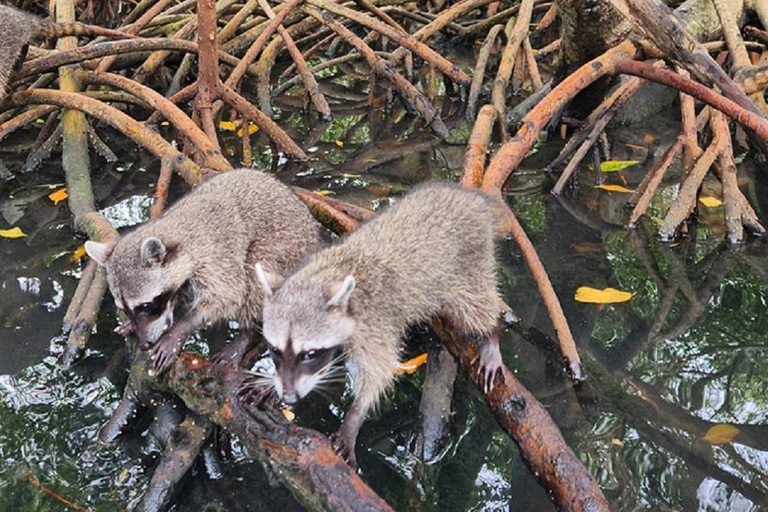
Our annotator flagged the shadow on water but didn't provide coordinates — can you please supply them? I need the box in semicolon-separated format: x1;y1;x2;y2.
1;92;768;511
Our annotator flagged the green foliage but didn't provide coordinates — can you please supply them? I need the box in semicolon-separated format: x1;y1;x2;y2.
320;114;365;144
512;195;547;236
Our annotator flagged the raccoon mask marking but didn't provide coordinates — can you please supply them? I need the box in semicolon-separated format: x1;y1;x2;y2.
86;237;192;350
256;264;355;404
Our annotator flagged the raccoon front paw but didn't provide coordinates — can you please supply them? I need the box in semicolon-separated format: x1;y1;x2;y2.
114;320;135;337
330;430;358;468
148;339;183;376
471;339;505;394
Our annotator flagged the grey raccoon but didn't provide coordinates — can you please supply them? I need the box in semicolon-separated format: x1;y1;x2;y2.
85;168;321;374
252;182;507;464
0;5;131;98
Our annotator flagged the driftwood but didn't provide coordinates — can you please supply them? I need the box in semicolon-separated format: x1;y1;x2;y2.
166;353;395;512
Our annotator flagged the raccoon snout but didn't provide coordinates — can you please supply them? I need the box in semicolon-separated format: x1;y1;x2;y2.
283;390;299;405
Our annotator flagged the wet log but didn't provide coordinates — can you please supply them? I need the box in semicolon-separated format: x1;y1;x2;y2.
137;413;213;512
432;319;610;512
415;344;457;463
165;354;396;512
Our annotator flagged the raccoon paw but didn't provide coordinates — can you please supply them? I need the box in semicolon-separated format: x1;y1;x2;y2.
114;320;135;337
148;340;182;376
330;431;358;468
471;340;505;394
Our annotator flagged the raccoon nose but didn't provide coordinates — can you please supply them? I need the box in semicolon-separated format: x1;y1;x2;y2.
283;391;299;405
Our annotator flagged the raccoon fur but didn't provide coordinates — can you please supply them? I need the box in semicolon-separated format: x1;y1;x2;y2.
85;168;321;374
252;182;507;464
0;4;132;98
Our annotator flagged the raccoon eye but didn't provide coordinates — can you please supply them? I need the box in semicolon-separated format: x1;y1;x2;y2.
135;301;161;317
302;350;321;362
134;291;171;317
268;346;282;360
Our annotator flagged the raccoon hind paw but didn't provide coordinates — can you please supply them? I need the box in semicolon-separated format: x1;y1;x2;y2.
471;337;506;394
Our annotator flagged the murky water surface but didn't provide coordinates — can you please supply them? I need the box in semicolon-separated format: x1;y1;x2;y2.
1;94;767;511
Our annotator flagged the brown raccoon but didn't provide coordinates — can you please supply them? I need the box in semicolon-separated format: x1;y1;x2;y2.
252;182;507;465
0;4;132;98
85;168;321;375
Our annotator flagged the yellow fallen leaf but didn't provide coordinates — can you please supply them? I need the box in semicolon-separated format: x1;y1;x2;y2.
218;121;238;131
699;196;723;208
282;408;296;421
574;287;635;304
600;160;640;172
703;424;739;444
48;188;68;205
335;139;344;147
315;190;336;196
611;438;624;447
71;245;87;262
160;121;170;126
0;227;27;239
237;124;258;136
595;184;634;193
394;353;428;375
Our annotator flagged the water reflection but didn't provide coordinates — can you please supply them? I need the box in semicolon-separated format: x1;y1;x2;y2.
0;100;766;511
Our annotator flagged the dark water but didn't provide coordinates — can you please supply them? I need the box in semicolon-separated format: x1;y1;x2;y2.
1;99;767;512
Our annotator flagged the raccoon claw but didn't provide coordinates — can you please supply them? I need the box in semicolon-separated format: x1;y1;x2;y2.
114;320;135;337
148;340;182;376
330;431;357;468
471;339;505;394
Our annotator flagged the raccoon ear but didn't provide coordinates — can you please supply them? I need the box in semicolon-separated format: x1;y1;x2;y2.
141;237;166;266
327;275;355;311
255;263;284;298
84;241;113;267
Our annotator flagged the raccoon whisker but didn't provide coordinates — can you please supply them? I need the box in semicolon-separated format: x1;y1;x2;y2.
317;368;346;383
327;353;347;366
242;378;274;389
316;379;347;386
322;361;347;376
243;370;274;379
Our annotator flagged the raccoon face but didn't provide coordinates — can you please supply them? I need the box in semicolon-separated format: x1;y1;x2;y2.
86;237;193;350
256;264;355;404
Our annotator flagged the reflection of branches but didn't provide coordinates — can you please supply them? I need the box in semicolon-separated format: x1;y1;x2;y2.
658;245;734;341
711;351;744;419
600;227;736;370
584;359;768;507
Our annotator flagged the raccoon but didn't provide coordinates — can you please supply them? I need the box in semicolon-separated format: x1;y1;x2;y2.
0;5;132;98
251;182;507;465
85;168;321;375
